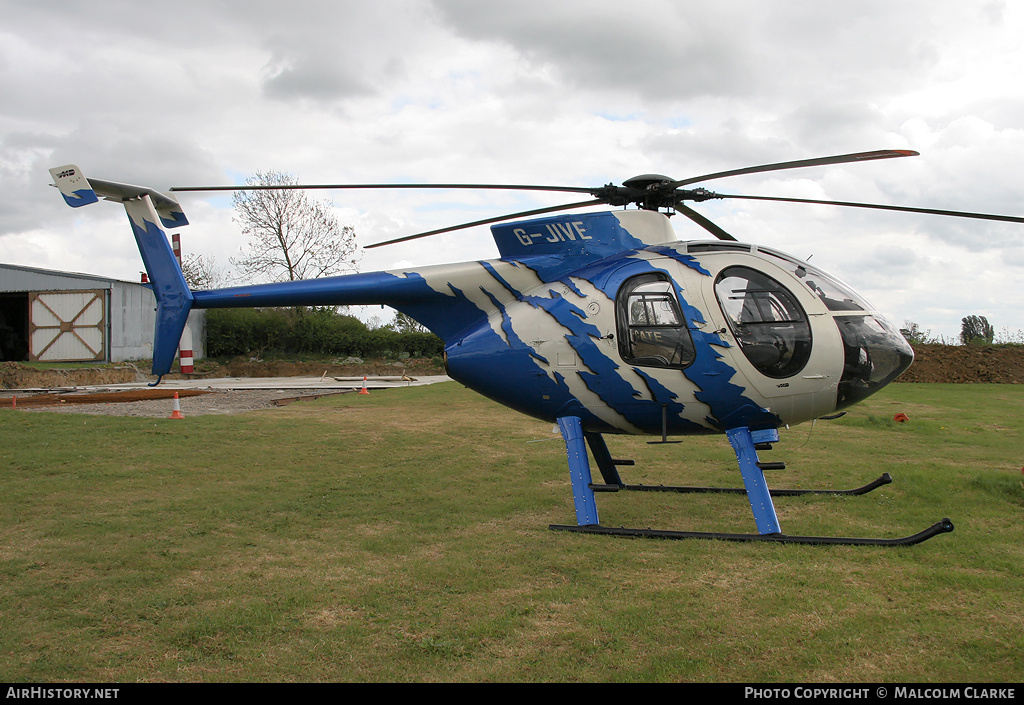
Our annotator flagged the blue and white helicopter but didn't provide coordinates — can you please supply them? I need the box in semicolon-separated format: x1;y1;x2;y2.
49;150;1023;545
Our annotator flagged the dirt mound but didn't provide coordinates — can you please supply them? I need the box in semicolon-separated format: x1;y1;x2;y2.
897;344;1024;384
216;357;443;379
0;361;143;389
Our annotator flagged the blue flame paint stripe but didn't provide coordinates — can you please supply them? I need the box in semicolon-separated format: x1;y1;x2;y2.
62;187;99;208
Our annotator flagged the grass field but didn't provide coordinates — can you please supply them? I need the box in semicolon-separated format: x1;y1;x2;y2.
0;382;1021;683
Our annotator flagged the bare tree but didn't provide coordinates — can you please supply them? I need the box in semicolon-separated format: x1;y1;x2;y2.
180;253;223;290
230;170;360;282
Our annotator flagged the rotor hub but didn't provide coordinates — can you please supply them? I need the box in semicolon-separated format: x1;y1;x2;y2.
591;176;720;212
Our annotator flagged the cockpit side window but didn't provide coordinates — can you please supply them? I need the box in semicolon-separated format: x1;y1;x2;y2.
616;274;695;369
714;266;812;378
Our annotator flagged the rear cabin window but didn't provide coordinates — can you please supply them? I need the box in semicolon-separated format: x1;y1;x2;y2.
714;266;812;378
616;274;695;369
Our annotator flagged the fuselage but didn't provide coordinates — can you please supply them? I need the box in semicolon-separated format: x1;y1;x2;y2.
191;209;912;436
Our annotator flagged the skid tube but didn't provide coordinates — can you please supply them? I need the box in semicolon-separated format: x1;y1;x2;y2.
549;518;955;546
589;472;894;497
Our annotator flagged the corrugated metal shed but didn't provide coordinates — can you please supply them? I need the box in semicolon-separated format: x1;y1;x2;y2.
0;262;204;364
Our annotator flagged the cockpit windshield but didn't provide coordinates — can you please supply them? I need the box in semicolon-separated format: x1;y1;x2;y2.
833;315;914;409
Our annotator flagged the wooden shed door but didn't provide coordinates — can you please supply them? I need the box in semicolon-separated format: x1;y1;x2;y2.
29;290;107;362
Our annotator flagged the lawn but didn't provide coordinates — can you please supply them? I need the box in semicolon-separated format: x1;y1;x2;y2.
0;382;1020;682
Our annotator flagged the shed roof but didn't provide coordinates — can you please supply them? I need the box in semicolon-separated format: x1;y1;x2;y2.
0;262;146;293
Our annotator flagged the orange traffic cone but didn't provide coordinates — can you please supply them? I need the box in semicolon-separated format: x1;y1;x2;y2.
169;392;185;419
359;376;370;395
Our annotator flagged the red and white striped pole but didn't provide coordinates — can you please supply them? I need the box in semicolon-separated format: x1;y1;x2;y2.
178;327;194;374
171;232;194;374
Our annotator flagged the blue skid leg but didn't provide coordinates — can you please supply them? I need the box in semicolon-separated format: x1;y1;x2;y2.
726;427;782;535
557;416;599;526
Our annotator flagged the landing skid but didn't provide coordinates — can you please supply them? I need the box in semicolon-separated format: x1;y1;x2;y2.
549;518;955;546
552;419;953;546
590;472;894;497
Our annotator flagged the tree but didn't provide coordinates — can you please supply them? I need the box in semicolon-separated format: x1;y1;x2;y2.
230;170;359;282
180;253;223;290
900;320;931;345
388;311;429;334
960;315;994;345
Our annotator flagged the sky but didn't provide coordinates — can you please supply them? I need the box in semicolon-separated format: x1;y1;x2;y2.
1;0;1022;341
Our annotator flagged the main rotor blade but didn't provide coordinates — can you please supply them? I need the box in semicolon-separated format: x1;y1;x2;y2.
170;182;595;195
715;193;1024;224
675;203;737;241
365;199;605;249
669;149;919;188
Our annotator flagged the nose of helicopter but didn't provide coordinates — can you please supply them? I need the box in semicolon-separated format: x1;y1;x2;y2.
833;313;915;410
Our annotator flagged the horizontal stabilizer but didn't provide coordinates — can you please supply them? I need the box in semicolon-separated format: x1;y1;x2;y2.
49;164;188;227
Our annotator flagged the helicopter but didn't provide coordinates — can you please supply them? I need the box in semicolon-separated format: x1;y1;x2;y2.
47;149;1024;546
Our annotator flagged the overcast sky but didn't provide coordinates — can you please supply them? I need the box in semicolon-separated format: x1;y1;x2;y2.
2;0;1022;340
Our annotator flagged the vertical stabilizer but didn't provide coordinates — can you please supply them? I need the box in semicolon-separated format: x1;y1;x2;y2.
50;165;193;380
123;197;194;379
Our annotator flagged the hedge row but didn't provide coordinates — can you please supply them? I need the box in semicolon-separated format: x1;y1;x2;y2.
205;307;444;359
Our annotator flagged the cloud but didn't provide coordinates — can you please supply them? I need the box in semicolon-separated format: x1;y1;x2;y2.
431;0;976;108
0;0;1022;339
435;0;756;101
